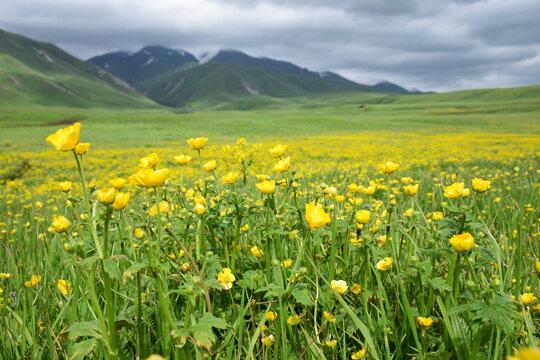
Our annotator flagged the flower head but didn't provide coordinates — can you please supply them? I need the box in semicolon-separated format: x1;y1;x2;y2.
266;311;277;322
251;245;264;259
324;311;336;322
521;293;537;305
96;187;116;205
380;161;400;174
351;284;362;295
508;347;540;360
416;316;434;329
110;177;127;189
217;268;235;290
472;178;491;193
444;182;464;199
112;192;130;210
331;280;348;295
24;274;42;288
273;157;290;173
355;210;371;224
174;154;192;165
449;232;475;252
256;180;276;194
75;143;90;155
46;123;81;151
351;348;367;359
187;137;209;150
57;279;71;296
129;168;169;188
203;160;217;172
269;144;287;158
222;172;239;184
52;215;71;233
287;315;300;325
404;184;419;195
305;203;331;231
432;211;444;220
139;153;159;169
376;257;393;271
59;181;72;193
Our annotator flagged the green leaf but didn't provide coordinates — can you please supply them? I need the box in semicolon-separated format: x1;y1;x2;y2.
291;285;314;306
428;277;452;292
69;339;98;360
122;261;147;283
191;324;216;350
66;321;101;340
103;258;122;282
198;313;229;329
171;328;189;347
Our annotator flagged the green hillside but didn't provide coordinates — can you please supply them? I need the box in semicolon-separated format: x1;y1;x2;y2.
0;29;159;108
138;62;378;110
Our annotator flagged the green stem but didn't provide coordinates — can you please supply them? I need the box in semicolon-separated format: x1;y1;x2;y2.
102;205;118;358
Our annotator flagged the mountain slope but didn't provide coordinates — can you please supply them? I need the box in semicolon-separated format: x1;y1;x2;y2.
0;29;159;108
88;46;198;85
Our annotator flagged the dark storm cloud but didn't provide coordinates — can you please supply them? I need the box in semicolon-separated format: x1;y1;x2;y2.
1;0;539;91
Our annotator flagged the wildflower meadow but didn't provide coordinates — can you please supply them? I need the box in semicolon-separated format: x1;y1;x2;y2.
0;119;539;360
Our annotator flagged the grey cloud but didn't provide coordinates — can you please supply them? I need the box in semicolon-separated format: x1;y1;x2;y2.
0;0;538;92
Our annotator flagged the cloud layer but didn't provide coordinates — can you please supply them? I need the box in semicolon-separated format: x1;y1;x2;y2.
2;0;539;91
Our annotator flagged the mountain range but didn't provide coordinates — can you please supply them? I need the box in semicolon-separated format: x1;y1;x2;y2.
0;28;414;110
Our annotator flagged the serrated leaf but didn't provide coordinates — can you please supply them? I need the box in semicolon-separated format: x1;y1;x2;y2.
428;277;452;292
103;258;121;281
69;339;98;360
66;320;101;340
171;328;189;347
291;286;314;306
198;312;229;329
191;324;215;350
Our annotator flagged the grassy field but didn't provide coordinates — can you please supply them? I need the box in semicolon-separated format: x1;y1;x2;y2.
0;88;539;359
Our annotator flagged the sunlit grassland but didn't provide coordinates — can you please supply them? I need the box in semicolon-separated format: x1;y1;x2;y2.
0;89;540;359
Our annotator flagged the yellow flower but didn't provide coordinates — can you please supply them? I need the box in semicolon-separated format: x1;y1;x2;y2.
52;215;71;233
129;168;169;187
266;311;277;322
305;203;331;231
251;246;264;259
507;347;540;360
145;355;167;360
194;203;206;215
96;187;116;205
110;177;127;189
432;211;444;220
45;122;81;151
287;315;300;325
521;293;537;305
380;161;400;174
449;232;475;252
404;184;419;195
203;160;217;172
187;137;209;150
355;210;371;224
535;259;540;274
74;142;90;155
261;335;274;346
416;316;434;329
112;192;130;210
273;157;291;173
351;284;362;295
362;185;376;195
256;180;276;194
282;259;292;269
351;348;367;359
404;208;414;217
174;154;192;165
326;340;337;348
138;152;159;168
59;181;72;193
222;172;239;184
463;188;471;197
255;174;269;182
217;268;235;290
472;178;491;193
324;311;336;322
376;257;393;271
269;144;287;158
241;224;250;232
57;279;71;296
24;274;42;288
0;273;11;279
135;228;145;239
331;280;348;295
444;182;464;199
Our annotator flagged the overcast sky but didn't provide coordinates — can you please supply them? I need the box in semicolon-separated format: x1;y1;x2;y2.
2;0;539;92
